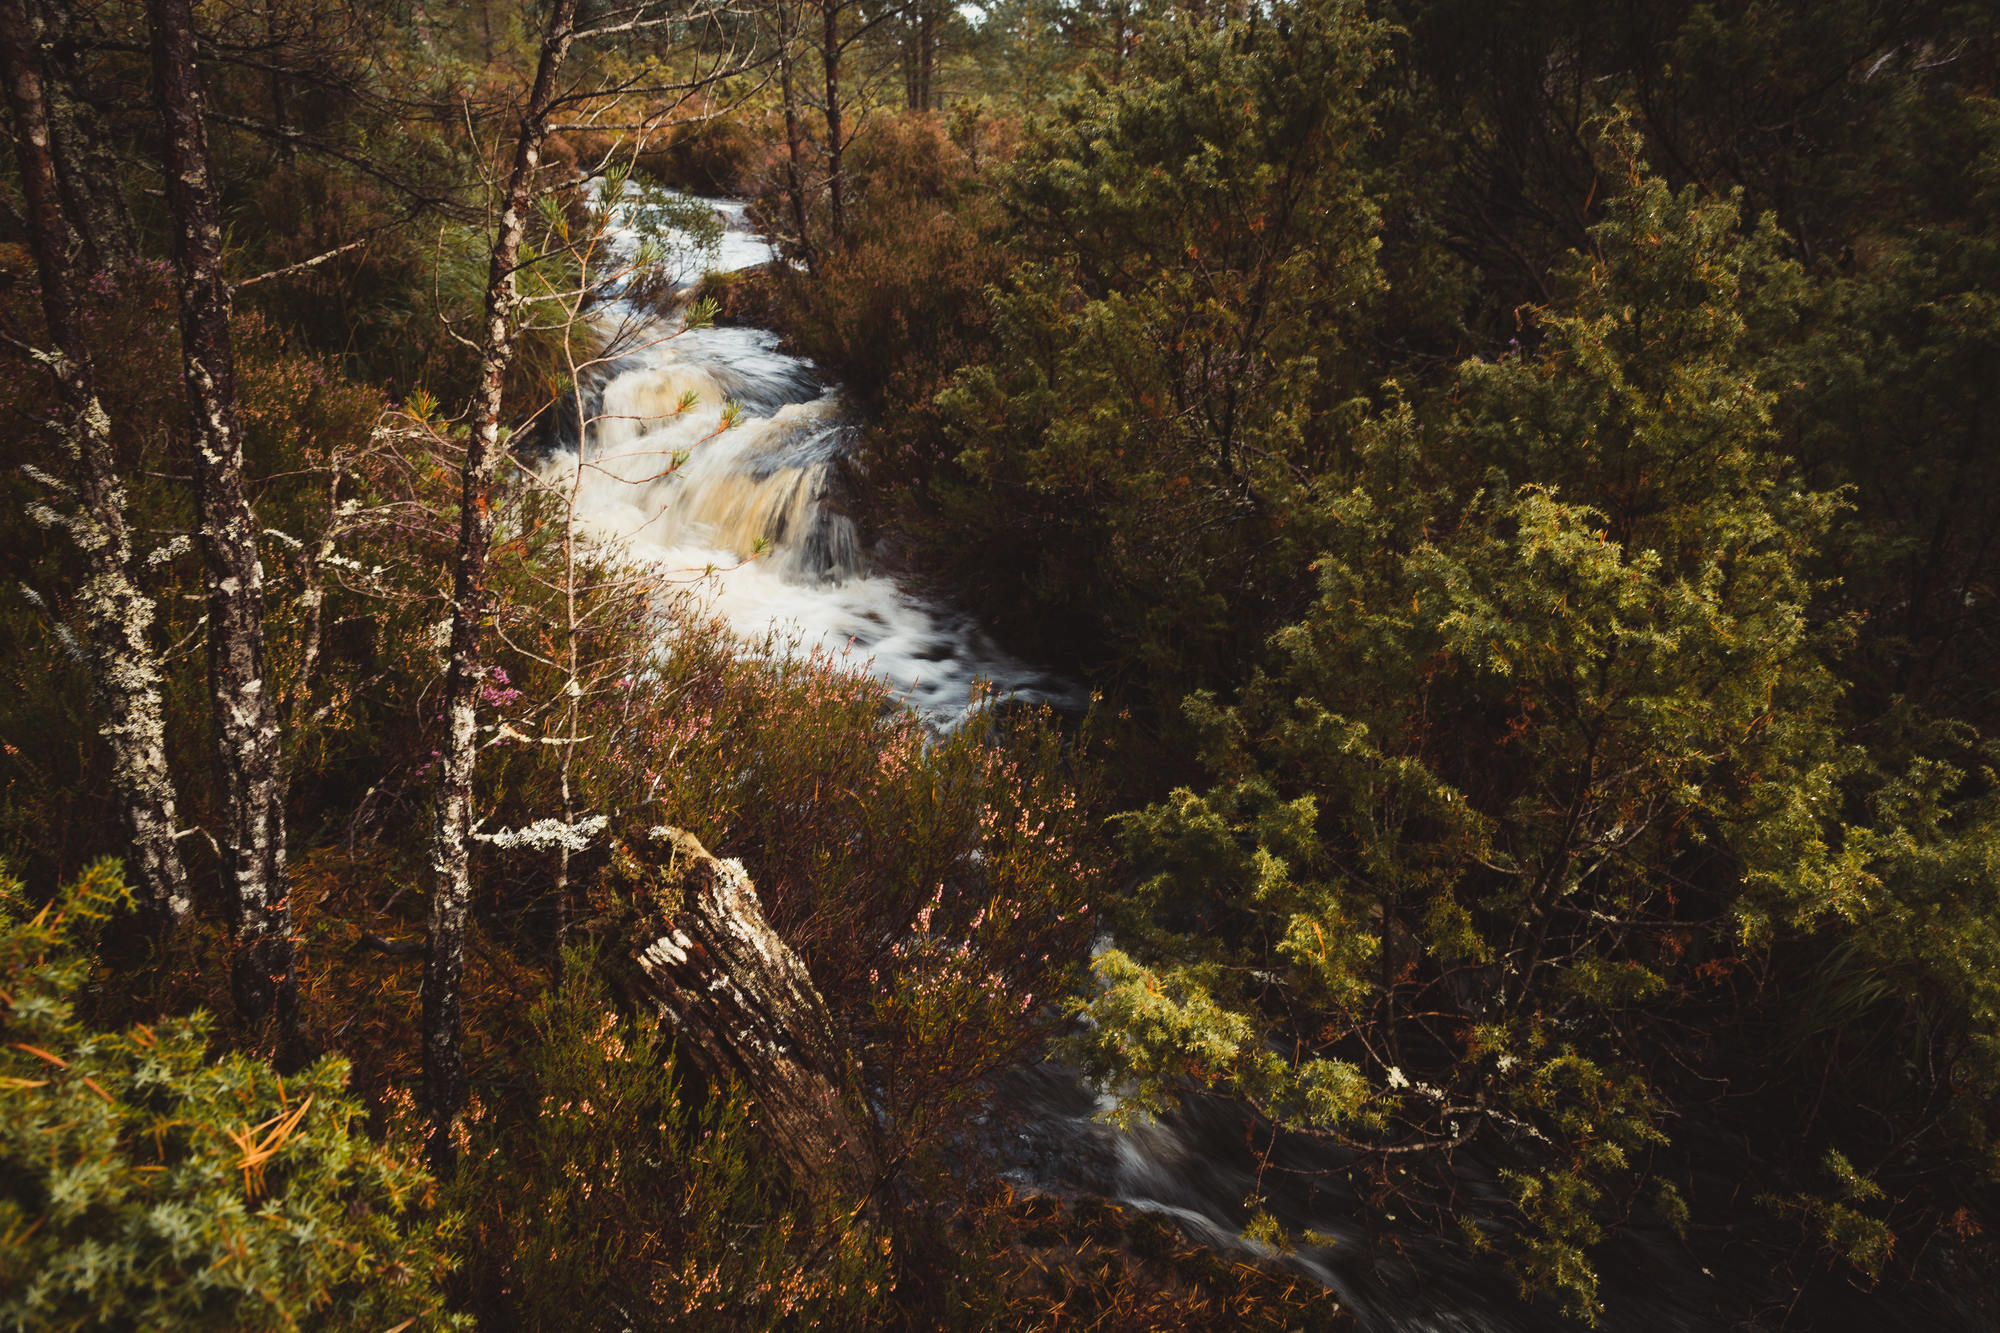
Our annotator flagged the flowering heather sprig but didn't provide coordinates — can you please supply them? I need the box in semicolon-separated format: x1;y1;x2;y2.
479;665;526;708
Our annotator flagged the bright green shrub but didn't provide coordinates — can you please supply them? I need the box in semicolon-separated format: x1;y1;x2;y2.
0;862;463;1331
1076;162;1851;1322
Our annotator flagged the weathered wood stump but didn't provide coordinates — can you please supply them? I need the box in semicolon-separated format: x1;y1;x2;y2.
620;828;880;1202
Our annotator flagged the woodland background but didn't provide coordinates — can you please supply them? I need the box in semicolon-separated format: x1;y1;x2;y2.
2;0;1999;1328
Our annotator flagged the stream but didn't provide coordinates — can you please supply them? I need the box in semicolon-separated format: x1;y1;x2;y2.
548;196;1074;729
546;194;1992;1333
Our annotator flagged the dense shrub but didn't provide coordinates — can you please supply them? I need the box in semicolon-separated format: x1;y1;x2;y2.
465;558;1104;1164
921;7;1386;696
634;114;772;195
0;863;461;1330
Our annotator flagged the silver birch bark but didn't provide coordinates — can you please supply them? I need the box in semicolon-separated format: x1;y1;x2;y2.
149;0;296;1027
1;0;189;923
422;0;580;1168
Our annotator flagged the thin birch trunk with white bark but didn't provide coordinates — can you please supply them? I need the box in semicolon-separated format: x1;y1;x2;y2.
149;0;295;1027
1;0;189;924
422;0;580;1168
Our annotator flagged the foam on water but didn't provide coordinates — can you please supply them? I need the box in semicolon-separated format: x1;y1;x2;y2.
548;192;1075;727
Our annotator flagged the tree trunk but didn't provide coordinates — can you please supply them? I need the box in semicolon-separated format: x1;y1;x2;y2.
819;0;845;240
620;829;880;1202
149;0;295;1028
915;0;934;112
423;0;580;1171
261;0;294;163
34;0;138;275
1;0;189;925
776;0;814;267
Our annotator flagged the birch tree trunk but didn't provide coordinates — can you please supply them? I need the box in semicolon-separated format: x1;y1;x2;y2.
149;0;295;1027
36;0;137;274
422;0;579;1169
0;0;189;924
621;829;881;1202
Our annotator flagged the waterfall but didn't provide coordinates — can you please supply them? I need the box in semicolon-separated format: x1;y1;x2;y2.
544;195;1075;727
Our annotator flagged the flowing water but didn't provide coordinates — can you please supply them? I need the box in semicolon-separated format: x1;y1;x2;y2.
545;197;1075;728
556;196;1992;1333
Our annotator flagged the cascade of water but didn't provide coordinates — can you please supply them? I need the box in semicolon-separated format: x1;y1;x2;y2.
544;194;1075;727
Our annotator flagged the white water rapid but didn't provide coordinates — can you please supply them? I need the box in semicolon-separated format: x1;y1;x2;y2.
544;196;1075;728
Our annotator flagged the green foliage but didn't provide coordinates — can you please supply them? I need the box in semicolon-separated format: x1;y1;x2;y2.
1759;1150;1898;1284
1080;163;1865;1320
8;0;2000;1323
0;862;462;1330
926;0;1387;691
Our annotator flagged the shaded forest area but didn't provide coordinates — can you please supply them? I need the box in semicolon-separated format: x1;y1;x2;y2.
2;0;1999;1327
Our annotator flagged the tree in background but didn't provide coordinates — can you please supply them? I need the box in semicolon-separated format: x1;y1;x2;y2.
765;0;924;261
932;0;1387;698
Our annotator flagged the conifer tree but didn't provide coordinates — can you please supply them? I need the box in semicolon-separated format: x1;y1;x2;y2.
1078;160;1857;1319
0;863;461;1330
936;0;1387;690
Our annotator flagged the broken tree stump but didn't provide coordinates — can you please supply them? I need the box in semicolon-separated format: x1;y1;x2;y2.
619;828;880;1202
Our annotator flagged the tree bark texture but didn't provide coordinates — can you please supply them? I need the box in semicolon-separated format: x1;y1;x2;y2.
1;0;189;923
422;0;579;1170
149;0;295;1026
622;829;881;1202
916;0;934;111
776;0;814;266
36;0;138;274
903;0;934;112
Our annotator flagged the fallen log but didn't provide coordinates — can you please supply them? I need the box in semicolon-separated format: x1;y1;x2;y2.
617;828;880;1202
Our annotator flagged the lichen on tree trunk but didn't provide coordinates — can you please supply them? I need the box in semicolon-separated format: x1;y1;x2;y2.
619;828;881;1203
1;0;188;925
150;0;295;1029
421;0;580;1171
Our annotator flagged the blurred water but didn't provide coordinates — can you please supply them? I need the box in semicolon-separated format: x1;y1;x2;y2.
544;192;1076;727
